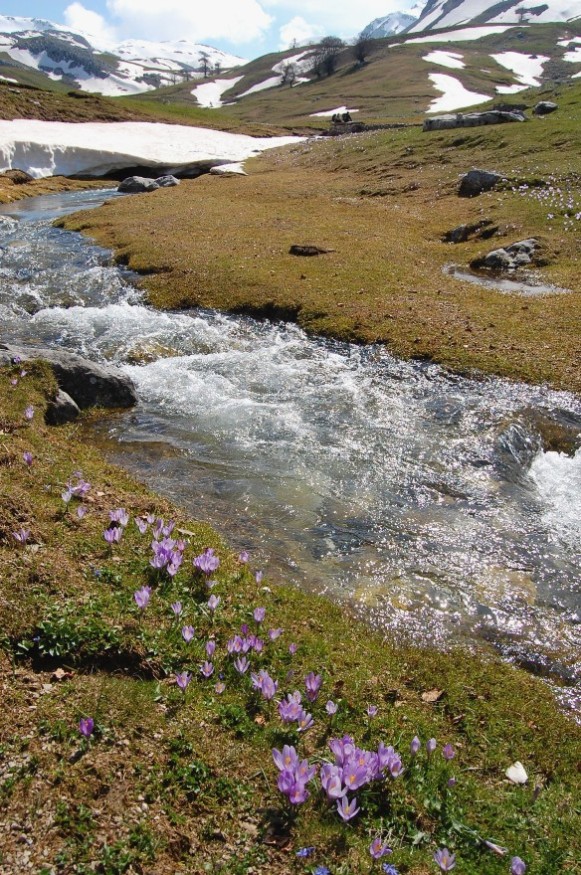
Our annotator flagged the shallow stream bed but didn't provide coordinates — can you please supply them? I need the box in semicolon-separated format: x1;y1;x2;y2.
2;188;580;710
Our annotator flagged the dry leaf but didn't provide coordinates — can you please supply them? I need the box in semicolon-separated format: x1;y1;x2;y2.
254;715;266;726
422;688;444;703
52;668;73;682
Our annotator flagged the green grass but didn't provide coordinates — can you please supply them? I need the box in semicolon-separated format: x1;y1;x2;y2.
0;361;579;874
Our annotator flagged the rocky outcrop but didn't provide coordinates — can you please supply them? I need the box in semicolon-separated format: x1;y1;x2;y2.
533;101;558;116
117;174;181;192
458;169;504;198
0;344;137;411
442;219;498;243
470;239;540;272
423;110;525;132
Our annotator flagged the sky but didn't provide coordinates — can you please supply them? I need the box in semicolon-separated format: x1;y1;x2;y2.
0;0;422;58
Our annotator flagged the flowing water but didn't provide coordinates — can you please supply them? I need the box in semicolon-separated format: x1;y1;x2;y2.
1;189;580;707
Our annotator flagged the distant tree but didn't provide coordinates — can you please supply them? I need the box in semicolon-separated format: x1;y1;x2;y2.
199;51;211;78
353;33;372;65
280;62;297;86
313;36;345;78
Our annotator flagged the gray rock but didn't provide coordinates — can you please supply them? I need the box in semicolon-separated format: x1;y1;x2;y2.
0;344;137;409
423;110;525;132
470;238;539;272
458;169;504;198
118;176;160;193
155;175;180;187
45;390;81;426
533;101;558;116
442;219;498;243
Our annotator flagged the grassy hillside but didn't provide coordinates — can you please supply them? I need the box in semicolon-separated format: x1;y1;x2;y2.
61;77;581;393
0;361;579;875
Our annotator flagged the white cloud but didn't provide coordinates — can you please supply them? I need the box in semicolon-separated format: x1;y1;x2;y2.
64;3;117;49
106;0;274;44
278;16;323;49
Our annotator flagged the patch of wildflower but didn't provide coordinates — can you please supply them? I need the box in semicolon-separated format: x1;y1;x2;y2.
513;174;581;231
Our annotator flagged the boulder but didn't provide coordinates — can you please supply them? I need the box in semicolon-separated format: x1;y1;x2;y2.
155;175;180;187
424;110;525;132
45;390;81;425
1;168;34;184
442;219;498;243
533;101;558;116
0;344;137;410
458;169;504;198
289;244;334;256
118;176;160;194
470;238;539;272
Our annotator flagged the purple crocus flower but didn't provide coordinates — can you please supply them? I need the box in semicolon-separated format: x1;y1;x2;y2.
109;508;129;527
326;700;338;715
24;405;34;420
134;586;152;609
411;735;421;755
370;837;392;860
427;738;437;756
200;661;214;678
272;745;299;772
78;717;94;738
206;640;216;658
336;795;360;821
76;506;87;520
268;627;283;640
182;625;195;643
238;550;249;563
176;672;191;691
171;601;182;617
234;656;250;675
442;743;455;761
135;517;148;534
255;570;263;583
297;711;314;732
23;451;33;466
12;528;31;544
448;777;457;788
12;355;22;364
207;594;220;612
366;704;378;717
305;672;322;702
278;691;303;723
104;527;122;544
253;607;266;623
289;642;298;655
215;681;225;694
511;858;526;875
383;866;399;875
434;848;456;871
314;868;330;875
193;547;220;575
251;669;277;700
321;763;346;800
296;847;315;858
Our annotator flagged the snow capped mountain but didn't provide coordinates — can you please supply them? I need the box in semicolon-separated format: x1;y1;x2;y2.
408;0;581;33
360;12;417;39
0;16;246;97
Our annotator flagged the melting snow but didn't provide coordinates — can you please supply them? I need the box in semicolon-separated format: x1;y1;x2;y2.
427;73;491;112
0;120;304;179
310;106;359;118
402;25;514;44
491;52;549;89
423;50;465;68
191;76;243;108
564;46;581;63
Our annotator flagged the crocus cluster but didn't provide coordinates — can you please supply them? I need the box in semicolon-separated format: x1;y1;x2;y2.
150;533;186;577
273;745;317;805
193;547;220;575
277;690;314;732
251;669;278;700
62;473;91;504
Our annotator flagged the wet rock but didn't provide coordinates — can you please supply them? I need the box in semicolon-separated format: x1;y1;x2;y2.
526;407;581;456
289;244;334;256
533;101;558;116
458;169;504;198
45;390;80;426
442;219;498;243
0;344;137;410
117;176;160;194
470;238;539;272
155;175;180;187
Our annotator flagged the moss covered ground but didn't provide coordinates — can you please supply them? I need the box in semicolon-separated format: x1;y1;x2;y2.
0;362;580;875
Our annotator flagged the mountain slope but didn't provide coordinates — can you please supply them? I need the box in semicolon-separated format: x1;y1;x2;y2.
360;12;418;39
0;16;245;96
409;0;581;32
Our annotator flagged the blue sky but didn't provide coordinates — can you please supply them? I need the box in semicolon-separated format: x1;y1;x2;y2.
0;1;419;58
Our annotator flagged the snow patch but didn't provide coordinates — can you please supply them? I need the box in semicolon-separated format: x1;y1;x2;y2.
490;52;549;87
192;76;243;108
0;121;304;179
563;47;581;63
423;50;465;69
427;73;491;112
310;106;359;118
402;25;514;44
